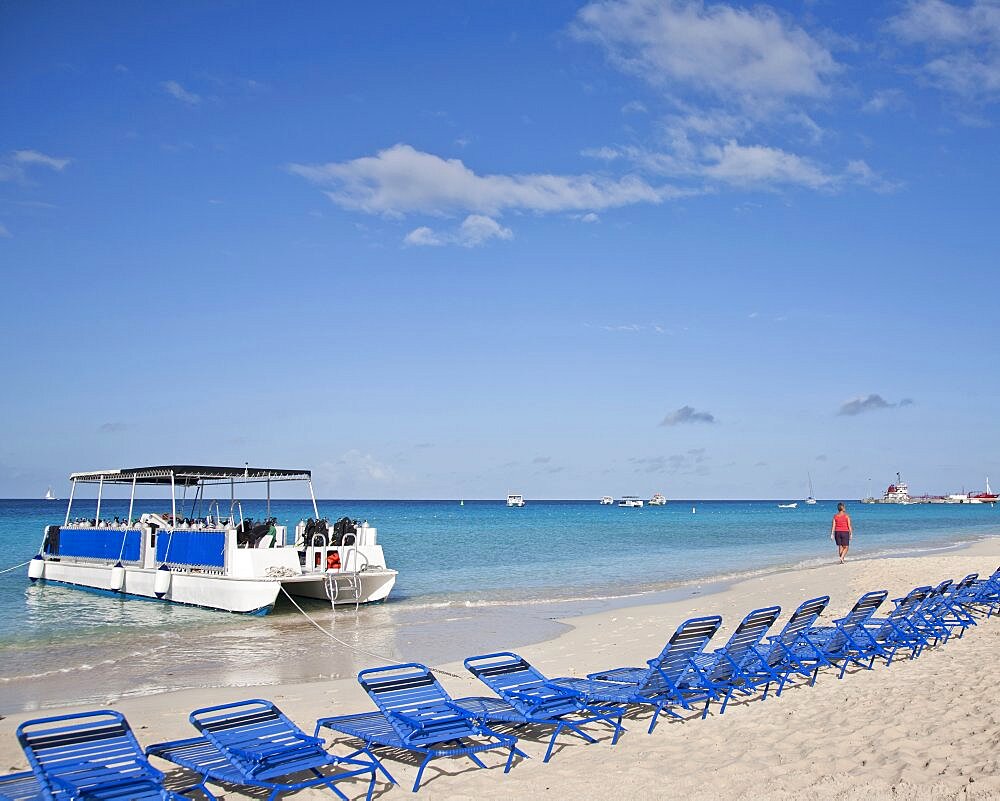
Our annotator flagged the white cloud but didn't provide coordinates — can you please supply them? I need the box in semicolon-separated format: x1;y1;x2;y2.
660;405;717;426
888;0;1000;99
316;450;396;493
862;88;907;113
573;0;839;109
889;0;1000;45
404;214;513;248
589;138;889;192
13;150;71;171
845;159;901;193
569;2;904;197
579;212;600;222
403;226;444;247
703;141;835;189
457;214;513;246
838;394;915;416
288;143;671;217
621;100;648;113
161;80;201;105
0;223;11;238
1;150;73;184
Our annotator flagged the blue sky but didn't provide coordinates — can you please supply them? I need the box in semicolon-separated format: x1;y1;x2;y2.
2;0;999;499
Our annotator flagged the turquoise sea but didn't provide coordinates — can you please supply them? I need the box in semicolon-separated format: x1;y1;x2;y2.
0;497;997;713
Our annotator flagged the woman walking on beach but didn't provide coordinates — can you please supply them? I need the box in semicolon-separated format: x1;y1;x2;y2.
831;503;853;564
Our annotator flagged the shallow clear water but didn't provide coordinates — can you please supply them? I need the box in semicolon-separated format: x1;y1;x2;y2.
0;497;997;711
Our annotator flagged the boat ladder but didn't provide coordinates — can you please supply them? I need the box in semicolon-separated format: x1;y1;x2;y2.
324;547;369;612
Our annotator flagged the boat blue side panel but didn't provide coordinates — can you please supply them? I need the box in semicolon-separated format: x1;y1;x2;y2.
156;530;225;568
56;529;142;562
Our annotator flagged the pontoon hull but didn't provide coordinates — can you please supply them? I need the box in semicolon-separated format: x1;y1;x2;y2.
281;569;398;604
31;560;287;614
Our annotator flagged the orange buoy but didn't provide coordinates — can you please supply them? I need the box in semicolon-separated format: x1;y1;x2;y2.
326;551;341;571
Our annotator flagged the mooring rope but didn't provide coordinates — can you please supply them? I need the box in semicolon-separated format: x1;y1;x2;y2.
278;586;468;680
0;560;31;575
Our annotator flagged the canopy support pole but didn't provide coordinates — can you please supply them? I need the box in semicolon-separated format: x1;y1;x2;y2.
64;479;76;525
127;475;137;525
308;480;319;519
95;476;104;523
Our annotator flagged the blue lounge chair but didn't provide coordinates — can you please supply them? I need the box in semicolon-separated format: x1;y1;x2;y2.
0;771;42;801
947;572;997;622
314;663;525;793
547;615;722;732
861;585;932;665
777;590;888;682
674;606;781;718
13;709;194;800
966;567;1000;616
902;580;960;645
146;699;377;801
457;651;626;762
737;596;830;699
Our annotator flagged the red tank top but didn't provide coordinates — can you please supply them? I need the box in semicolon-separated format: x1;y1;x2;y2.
834;512;850;532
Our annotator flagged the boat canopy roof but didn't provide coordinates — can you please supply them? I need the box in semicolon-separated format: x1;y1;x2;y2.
68;465;311;487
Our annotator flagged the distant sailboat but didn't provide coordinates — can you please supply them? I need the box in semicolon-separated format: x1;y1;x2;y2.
43;487;57;501
805;473;817;505
459;499;464;506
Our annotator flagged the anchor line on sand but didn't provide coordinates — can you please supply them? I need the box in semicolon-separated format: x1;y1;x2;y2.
278;586;469;681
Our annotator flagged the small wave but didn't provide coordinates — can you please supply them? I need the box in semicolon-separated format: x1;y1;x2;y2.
0;643;174;684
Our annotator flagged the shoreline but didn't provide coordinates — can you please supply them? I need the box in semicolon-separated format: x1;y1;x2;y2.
2;531;997;715
1;538;998;797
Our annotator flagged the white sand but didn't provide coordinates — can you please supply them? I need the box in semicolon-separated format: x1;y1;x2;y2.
2;539;998;799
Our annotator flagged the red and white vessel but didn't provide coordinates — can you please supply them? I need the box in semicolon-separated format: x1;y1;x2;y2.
969;477;998;504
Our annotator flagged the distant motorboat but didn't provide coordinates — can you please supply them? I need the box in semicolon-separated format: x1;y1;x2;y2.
648;493;667;506
599;496;614;505
506;494;525;507
618;496;643;507
778;502;798;509
43;487;57;501
459;499;464;506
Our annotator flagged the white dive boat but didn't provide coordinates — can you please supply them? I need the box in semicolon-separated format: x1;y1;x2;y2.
778;502;798;509
43;487;57;501
599;496;614;505
649;493;667;506
618;496;644;507
506;494;525;507
26;465;397;615
804;473;817;505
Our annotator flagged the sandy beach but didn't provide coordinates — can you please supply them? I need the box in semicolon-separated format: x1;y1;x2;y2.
2;538;998;800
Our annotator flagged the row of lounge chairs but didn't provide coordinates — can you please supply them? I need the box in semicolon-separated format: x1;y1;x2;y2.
1;567;996;799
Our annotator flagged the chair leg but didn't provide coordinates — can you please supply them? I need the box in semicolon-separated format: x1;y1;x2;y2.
412;753;437;792
719;688;734;716
542;724;563;763
611;712;625;745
